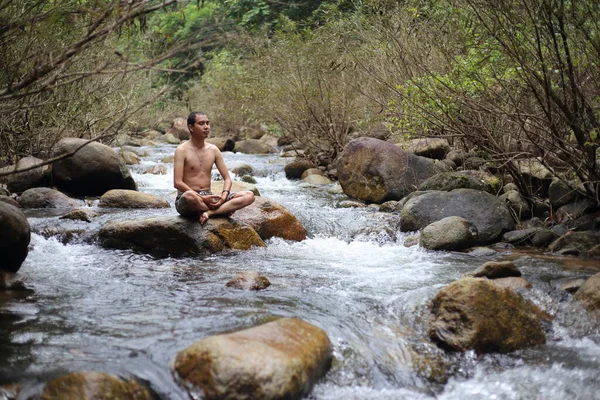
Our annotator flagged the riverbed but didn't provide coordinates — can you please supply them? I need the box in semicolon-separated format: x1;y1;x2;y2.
2;143;599;399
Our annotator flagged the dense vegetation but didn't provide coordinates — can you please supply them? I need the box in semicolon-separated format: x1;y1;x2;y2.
1;0;598;204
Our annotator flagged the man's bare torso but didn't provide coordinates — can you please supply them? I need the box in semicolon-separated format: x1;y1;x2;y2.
179;141;217;191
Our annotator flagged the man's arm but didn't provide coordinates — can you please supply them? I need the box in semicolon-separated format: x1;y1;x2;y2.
213;148;232;200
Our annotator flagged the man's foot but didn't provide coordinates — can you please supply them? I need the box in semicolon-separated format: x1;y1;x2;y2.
199;212;210;224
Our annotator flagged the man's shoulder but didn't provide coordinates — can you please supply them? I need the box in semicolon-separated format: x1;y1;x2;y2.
175;141;190;151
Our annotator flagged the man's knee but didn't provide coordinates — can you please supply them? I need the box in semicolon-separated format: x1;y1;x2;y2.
244;191;255;206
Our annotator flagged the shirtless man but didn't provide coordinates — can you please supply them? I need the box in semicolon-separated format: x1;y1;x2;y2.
173;111;255;224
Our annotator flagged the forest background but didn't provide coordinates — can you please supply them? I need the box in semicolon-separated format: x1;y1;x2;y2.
1;0;599;204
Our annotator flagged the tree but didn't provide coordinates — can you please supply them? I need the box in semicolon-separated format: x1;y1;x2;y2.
0;0;198;173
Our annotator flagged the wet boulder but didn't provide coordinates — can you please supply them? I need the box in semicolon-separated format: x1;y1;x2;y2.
0;202;30;273
400;189;515;244
419;216;478;251
548;231;600;257
17;187;80;209
337;137;445;203
39;371;152;400
226;270;271;290
573;272;600;311
59;209;99;222
284;158;317;180
466;261;522;279
229;162;255;176
418;170;500;194
98;216;265;255
234;139;277;154
428;278;546;353
174;318;332;400
52;138;137;196
232;196;307;241
0;156;51;194
99;189;170;209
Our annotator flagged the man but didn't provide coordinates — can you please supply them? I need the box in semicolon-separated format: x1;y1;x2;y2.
173;111;255;224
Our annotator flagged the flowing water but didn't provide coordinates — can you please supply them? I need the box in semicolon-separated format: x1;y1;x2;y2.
2;144;600;399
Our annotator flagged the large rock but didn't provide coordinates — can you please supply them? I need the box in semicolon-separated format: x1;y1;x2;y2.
284;158;318;180
337;137;445;203
174;318;332;400
548;231;600;257
232;196;307;241
418;170;500;194
52;138;137;196
207;137;235;152
99;190;170;208
98;216;265;255
0;202;30;273
401;189;515;244
514;157;553;197
39;371;152;400
404;138;450;159
0;156;51;194
167;117;190;140
428;278;546;353
548;178;580;209
17;187;80;209
234;139;277;154
419;216;478;251
573;272;600;311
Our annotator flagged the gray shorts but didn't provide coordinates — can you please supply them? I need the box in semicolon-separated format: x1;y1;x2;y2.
175;190;235;217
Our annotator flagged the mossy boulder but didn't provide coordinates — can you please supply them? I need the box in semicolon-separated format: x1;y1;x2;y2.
98;216;265;255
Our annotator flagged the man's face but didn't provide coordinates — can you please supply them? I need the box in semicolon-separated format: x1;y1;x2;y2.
190;115;210;138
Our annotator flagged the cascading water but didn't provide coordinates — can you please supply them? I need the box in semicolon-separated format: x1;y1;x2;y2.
1;143;599;399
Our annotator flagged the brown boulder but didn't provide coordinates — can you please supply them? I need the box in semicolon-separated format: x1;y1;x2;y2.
337;137;445;203
284;158;318;180
99;189;170;209
17;187;80;209
232;196;307;241
40;371;152;400
98;216;265;255
51;138;137;196
466;261;522;279
174;318;332;400
573;272;600;311
167;117;190;140
429;278;546;353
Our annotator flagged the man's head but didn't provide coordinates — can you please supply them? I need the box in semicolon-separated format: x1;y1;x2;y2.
187;111;210;138
187;111;206;127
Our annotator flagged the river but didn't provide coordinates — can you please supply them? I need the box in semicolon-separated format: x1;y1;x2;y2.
2;143;599;399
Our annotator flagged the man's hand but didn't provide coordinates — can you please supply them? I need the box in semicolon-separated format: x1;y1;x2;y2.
200;194;222;209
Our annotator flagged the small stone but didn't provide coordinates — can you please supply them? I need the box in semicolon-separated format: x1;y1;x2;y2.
226;271;271;290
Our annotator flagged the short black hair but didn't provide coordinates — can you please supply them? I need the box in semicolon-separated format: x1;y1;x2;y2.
187;111;206;127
